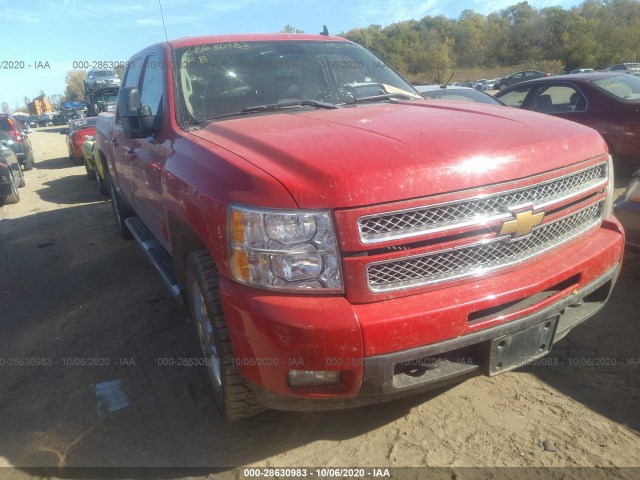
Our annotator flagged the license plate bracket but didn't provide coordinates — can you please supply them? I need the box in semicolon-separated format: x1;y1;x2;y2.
488;317;558;376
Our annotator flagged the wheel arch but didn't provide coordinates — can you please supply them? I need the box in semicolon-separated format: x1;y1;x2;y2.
94;147;109;181
167;211;210;290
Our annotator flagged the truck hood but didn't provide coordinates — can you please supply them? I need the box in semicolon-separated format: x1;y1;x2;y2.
190;101;606;209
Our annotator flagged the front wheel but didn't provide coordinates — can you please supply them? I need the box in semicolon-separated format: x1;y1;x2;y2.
109;179;133;239
186;250;263;421
1;173;20;205
499;83;507;90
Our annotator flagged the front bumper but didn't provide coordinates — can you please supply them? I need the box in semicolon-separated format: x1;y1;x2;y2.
220;222;623;410
252;263;619;411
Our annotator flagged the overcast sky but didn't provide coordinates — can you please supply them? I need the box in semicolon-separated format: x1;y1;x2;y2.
0;0;584;109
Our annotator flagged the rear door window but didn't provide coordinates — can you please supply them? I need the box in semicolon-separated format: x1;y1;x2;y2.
529;84;586;113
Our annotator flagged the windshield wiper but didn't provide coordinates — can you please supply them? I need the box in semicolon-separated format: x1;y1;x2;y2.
186;100;339;127
344;93;413;105
242;100;338;112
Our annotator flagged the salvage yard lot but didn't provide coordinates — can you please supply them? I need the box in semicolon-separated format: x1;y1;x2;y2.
0;128;639;475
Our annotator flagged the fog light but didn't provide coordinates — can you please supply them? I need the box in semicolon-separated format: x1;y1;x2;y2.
288;370;340;387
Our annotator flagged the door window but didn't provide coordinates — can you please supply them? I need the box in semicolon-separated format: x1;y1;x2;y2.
531;85;586;113
139;54;164;116
497;86;531;107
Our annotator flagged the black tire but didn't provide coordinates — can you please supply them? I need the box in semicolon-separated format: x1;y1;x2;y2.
186;250;264;421
84;158;96;180
16;164;25;188
22;152;34;171
2;173;20;205
109;179;134;239
95;154;110;196
96;171;109;196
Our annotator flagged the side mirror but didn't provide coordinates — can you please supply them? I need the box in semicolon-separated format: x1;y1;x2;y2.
118;86;159;139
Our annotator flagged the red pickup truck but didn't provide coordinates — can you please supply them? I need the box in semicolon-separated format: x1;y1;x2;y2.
95;34;624;420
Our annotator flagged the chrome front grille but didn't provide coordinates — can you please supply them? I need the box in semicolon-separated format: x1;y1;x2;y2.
358;163;606;244
366;201;603;293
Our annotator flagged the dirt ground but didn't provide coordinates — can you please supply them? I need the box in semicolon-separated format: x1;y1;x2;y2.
0;128;639;479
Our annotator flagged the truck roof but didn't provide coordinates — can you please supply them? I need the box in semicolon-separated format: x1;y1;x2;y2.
165;33;349;50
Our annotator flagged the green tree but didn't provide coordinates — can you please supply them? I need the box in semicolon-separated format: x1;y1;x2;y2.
63;70;87;102
342;1;640;80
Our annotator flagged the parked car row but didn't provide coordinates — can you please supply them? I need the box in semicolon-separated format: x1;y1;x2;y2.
462;63;640;93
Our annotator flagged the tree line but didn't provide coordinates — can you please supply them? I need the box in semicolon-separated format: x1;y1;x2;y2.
341;0;640;82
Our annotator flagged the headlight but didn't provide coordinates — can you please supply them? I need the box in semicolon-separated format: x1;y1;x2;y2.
604;155;615;218
229;205;343;292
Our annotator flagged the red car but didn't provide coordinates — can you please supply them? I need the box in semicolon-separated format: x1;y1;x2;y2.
495;72;640;161
63;117;97;163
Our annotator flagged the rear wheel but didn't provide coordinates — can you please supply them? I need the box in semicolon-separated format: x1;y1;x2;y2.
95;154;110;196
22;152;34;171
96;170;109;196
109;179;134;239
84;158;96;179
186;250;264;421
16;164;25;188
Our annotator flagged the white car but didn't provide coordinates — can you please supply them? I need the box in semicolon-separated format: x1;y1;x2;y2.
472;79;489;91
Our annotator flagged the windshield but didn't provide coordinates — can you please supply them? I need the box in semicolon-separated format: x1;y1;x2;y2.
97;94;118;103
592;74;640;100
93;70;115;77
70;117;97;131
175;40;421;124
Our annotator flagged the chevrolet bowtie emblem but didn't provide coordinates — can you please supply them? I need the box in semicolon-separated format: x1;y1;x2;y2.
499;209;545;239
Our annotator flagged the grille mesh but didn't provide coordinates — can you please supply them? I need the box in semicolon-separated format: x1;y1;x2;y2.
366;201;603;293
359;163;606;243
